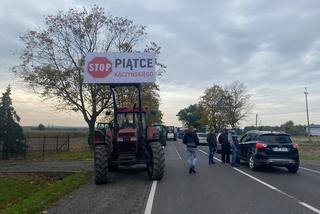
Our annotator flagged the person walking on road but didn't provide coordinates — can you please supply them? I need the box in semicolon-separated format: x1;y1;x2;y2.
228;131;239;167
219;128;230;164
207;128;217;165
183;127;200;174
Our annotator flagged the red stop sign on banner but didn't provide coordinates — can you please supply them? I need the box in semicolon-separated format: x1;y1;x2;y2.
87;57;112;78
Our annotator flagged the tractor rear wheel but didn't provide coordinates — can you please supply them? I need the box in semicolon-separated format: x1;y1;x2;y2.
94;144;110;184
147;142;165;180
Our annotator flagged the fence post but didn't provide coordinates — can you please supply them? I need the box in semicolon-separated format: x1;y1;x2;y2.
24;136;27;160
56;136;59;153
42;136;46;157
1;140;5;160
67;135;70;151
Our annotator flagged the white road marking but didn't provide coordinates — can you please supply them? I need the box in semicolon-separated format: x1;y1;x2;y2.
300;166;320;174
198;149;208;155
144;181;157;214
300;202;320;214
198;149;221;162
233;167;279;190
198;148;320;214
172;144;182;160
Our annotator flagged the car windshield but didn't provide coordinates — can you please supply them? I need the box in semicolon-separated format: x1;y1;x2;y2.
117;113;146;129
259;134;292;144
167;126;174;133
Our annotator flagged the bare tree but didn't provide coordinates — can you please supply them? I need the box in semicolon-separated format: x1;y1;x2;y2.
199;82;252;130
225;81;252;128
13;6;164;148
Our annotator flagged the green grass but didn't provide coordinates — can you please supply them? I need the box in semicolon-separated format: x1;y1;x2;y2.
46;151;93;160
292;136;320;160
1;171;92;214
0;175;51;212
299;152;320;160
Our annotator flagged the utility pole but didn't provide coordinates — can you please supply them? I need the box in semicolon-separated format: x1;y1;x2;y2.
304;87;311;143
255;114;258;128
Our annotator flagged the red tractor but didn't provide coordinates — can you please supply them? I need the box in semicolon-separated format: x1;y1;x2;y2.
94;84;165;184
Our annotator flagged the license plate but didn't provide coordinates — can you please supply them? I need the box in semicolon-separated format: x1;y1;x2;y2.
273;147;288;152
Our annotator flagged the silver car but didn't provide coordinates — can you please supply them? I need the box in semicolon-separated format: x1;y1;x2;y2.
197;132;208;145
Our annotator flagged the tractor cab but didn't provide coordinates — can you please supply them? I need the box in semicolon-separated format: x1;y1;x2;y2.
117;107;147;130
116;107;147;154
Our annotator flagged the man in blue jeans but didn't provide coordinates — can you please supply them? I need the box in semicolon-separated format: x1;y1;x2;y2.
228;131;240;167
207;128;217;164
183;127;199;174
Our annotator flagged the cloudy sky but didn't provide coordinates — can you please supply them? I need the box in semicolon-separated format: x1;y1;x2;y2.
0;0;320;128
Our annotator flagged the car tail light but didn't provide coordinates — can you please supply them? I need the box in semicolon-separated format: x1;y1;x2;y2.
256;142;268;149
293;143;299;149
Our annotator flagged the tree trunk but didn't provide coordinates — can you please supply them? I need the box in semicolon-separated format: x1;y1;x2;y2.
88;120;96;150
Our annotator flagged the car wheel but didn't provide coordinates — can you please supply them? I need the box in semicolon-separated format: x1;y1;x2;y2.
249;154;258;171
287;165;299;173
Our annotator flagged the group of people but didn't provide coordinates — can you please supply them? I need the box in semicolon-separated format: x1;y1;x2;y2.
182;127;239;174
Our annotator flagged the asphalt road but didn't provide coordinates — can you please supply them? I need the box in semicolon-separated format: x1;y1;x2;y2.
149;140;320;214
27;140;320;214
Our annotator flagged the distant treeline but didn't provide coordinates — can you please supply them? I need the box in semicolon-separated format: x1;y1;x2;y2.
22;125;88;132
241;120;306;136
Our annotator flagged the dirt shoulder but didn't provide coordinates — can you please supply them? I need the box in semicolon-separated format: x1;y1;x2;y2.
47;166;151;214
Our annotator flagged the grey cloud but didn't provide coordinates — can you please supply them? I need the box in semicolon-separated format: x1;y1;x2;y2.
0;0;320;126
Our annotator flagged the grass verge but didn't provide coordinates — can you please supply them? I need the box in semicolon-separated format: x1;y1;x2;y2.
1;171;92;214
46;151;93;160
292;136;320;160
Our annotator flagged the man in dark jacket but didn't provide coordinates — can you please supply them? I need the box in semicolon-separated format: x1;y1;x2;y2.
218;128;230;164
183;127;199;174
207;128;217;165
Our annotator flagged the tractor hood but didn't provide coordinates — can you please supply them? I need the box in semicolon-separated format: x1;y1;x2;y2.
118;128;138;138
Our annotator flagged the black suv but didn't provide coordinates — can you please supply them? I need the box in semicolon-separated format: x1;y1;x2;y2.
238;130;299;173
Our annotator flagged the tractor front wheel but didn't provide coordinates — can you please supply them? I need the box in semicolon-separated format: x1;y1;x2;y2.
94;144;110;184
147;142;165;180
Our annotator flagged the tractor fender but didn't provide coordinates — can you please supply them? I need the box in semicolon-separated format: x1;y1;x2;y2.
147;127;157;141
94;129;112;146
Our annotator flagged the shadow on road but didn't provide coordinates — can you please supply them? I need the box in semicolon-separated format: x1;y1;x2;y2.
106;165;149;184
238;162;299;175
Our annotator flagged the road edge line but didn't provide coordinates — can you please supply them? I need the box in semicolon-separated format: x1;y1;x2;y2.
198;149;221;162
172;144;182;160
144;180;157;214
299;166;320;174
198;149;320;214
299;202;320;214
